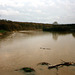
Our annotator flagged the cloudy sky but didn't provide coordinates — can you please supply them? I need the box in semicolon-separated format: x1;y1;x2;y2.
0;0;75;24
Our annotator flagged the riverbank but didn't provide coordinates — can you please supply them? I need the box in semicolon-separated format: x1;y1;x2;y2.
0;19;75;33
0;33;2;35
0;30;6;35
0;30;12;39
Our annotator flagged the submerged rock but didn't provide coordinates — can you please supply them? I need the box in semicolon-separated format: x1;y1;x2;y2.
37;62;50;66
15;67;35;72
21;67;35;72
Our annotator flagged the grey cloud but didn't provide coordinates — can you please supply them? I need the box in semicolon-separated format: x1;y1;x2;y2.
0;0;75;24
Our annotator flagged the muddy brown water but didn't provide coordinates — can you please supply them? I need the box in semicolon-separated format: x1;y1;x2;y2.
0;31;75;75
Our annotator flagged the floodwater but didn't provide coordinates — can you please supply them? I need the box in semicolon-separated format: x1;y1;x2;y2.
0;31;75;75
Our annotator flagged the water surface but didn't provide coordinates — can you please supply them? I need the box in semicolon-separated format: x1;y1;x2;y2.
0;31;75;75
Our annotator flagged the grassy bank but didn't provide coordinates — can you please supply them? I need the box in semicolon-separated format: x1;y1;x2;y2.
0;30;8;36
0;30;6;33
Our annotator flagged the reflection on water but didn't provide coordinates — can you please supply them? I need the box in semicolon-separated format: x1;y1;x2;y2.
50;32;75;40
0;31;75;75
72;33;75;38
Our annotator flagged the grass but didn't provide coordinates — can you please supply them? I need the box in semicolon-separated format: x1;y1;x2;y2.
0;30;6;33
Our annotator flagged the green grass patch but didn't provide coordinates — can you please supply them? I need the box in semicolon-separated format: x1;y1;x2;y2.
0;30;6;33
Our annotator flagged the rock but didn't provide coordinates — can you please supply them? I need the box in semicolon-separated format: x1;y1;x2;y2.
37;62;50;66
15;67;35;72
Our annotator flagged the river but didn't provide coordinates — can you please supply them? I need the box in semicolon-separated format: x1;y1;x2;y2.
0;31;75;75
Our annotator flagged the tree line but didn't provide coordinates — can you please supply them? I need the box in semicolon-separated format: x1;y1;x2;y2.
0;19;75;32
0;19;46;31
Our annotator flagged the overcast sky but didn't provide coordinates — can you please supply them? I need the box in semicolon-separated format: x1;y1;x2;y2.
0;0;75;24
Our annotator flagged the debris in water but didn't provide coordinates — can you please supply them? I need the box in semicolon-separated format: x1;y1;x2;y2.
37;62;50;66
48;61;75;70
40;47;51;50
